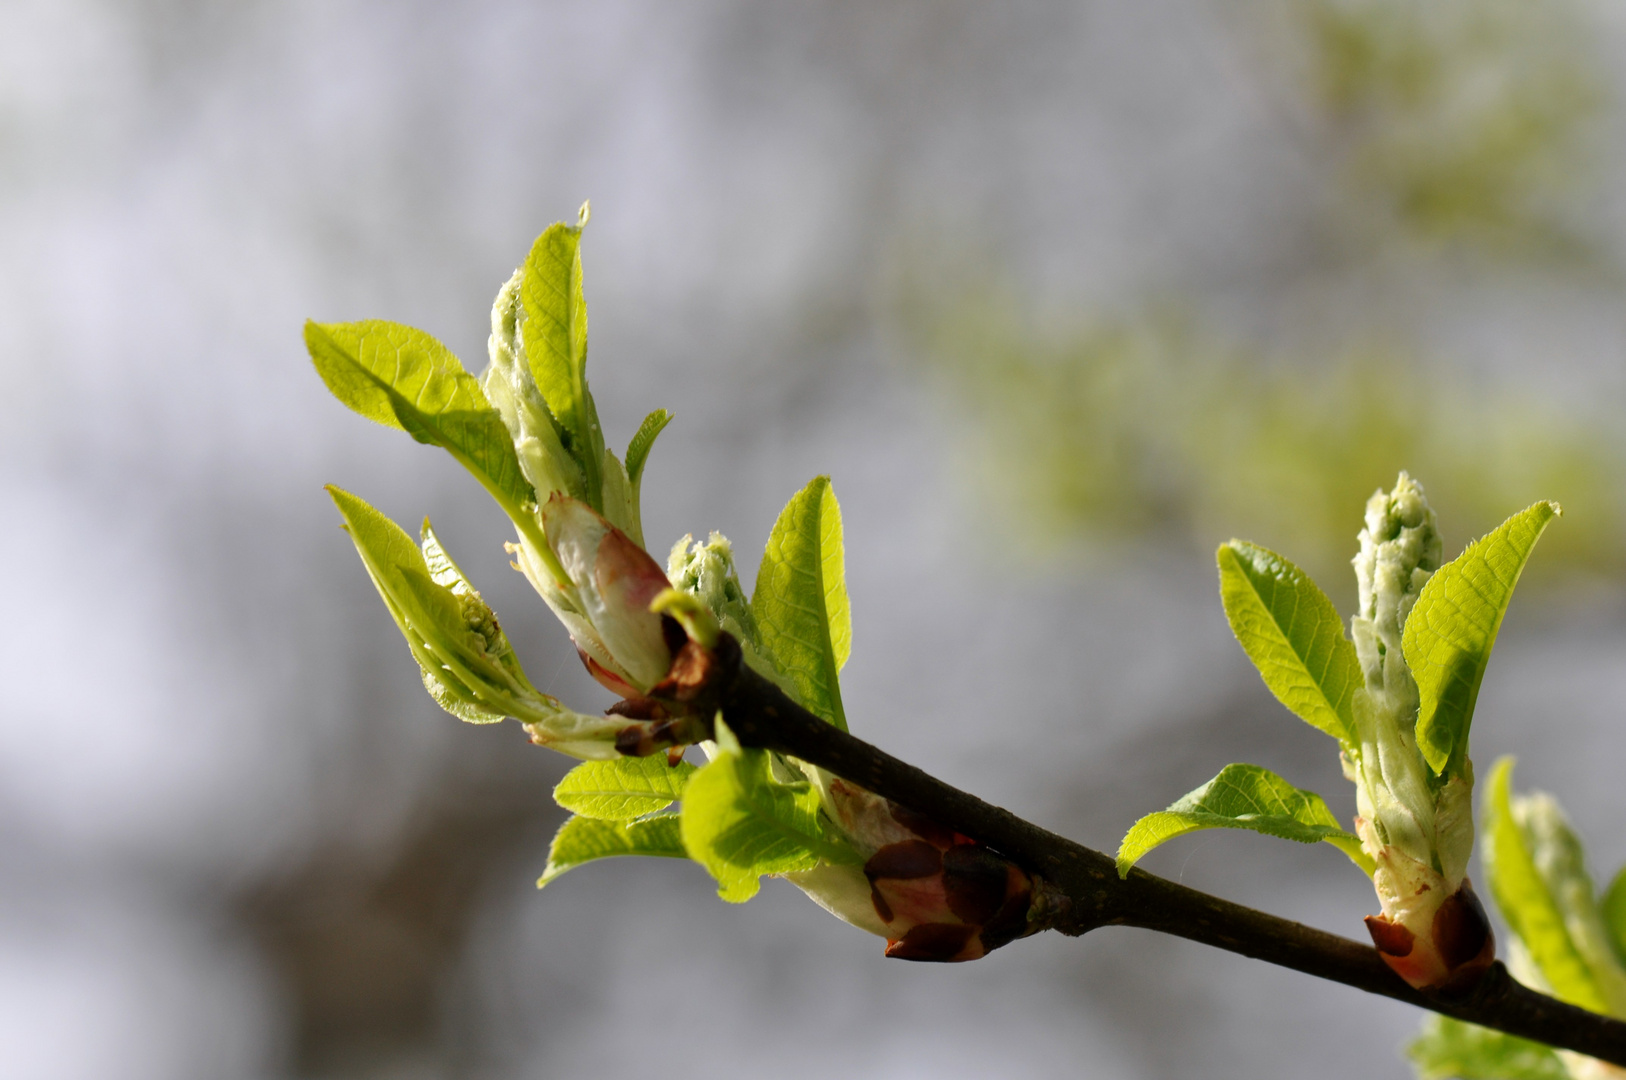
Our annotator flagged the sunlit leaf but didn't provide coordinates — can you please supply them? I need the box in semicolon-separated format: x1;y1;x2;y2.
1406;502;1558;775
306;320;534;511
1217;541;1361;746
752;476;851;730
521;218;605;509
327;486;509;722
554;755;698;821
1116;763;1371;878
1483;757;1610;1014
681;722;857;902
1406;1015;1568;1080
537;814;687;889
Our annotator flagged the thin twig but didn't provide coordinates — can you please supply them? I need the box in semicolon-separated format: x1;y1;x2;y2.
714;650;1626;1066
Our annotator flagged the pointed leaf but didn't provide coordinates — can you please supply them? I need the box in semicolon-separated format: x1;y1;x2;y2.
306;320;534;511
681;722;857;902
554;755;698;821
1116;763;1371;878
1407;1016;1569;1080
1406;502;1559;775
1217;541;1361;746
537;814;687;888
521;219;604;509
1483;758;1613;1014
752;476;851;730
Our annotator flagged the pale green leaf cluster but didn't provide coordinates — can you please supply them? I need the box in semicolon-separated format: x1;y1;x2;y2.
311;214;683;756
1483;759;1626;1017
539;755;695;887
680;721;859;902
538;721;860;902
328;485;536;724
1121;478;1556;911
1407;760;1626;1079
1116;763;1372;877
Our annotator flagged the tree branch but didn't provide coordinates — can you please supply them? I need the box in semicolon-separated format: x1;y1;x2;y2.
714;652;1626;1067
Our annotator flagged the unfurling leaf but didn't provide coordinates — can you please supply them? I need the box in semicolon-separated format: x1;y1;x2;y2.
521;219;605;510
625;408;673;488
752;476;851;730
1406;502;1559;776
1217;541;1361;746
1116;763;1371;878
328;485;517;723
306;320;534;512
1407;1015;1568;1080
554;755;698;821
681;721;857;903
537;814;687;888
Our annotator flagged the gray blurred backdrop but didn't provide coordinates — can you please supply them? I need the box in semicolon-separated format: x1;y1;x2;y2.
4;2;1626;1078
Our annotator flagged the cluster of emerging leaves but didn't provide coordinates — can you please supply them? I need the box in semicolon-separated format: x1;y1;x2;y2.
1116;498;1555;879
1411;760;1626;1079
308;211;868;904
541;474;864;902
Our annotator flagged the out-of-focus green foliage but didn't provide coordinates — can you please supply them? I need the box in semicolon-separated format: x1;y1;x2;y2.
1280;0;1603;258
915;0;1622;593
925;305;1623;593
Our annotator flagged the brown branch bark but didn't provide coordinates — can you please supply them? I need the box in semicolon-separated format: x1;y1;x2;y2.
711;648;1626;1067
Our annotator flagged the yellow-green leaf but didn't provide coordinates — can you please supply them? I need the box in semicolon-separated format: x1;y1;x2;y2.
1217;541;1361;746
1116;763;1371;878
1406;502;1559;775
751;476;851;730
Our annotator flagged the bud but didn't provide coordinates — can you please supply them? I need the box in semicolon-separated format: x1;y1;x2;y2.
512;494;676;696
1346;473;1491;990
482;271;586;504
786;779;1038;962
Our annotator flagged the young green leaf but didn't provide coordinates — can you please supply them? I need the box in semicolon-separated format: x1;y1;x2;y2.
520;216;605;509
1116;763;1372;878
420;520;529;689
625;408;673;489
1407;1015;1569;1080
1217;541;1362;746
751;476;851;730
681;722;857;902
328;487;519;723
1603;867;1626;967
306;320;535;512
1406;502;1559;775
553;756;697;821
1484;758;1611;1014
536;814;687;889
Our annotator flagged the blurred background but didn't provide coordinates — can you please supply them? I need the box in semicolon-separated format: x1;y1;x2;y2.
4;1;1626;1077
